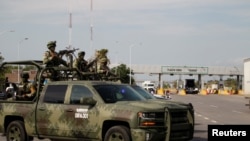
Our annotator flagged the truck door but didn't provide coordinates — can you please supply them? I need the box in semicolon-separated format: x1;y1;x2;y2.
36;84;69;136
64;84;98;139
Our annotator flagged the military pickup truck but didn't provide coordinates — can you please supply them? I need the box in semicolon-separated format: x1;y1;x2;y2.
0;60;194;141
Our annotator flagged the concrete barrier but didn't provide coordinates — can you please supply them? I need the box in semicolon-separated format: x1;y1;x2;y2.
166;88;178;94
199;89;208;95
178;89;186;95
238;90;244;95
156;88;164;95
218;89;234;95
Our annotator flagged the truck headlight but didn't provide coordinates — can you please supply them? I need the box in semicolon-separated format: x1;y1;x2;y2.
138;112;156;126
138;112;165;127
138;112;156;118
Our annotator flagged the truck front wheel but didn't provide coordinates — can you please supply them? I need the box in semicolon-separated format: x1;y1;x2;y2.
104;126;131;141
6;120;28;141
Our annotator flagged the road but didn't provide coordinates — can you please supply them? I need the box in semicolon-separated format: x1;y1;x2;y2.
1;94;249;141
171;93;250;141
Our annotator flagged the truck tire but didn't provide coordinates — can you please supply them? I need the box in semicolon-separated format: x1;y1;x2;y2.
104;125;131;141
6;120;28;141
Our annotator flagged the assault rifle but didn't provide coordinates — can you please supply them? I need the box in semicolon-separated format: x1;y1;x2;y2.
57;48;79;68
58;48;79;56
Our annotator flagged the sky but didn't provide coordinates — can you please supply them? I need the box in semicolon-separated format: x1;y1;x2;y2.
1;0;250;71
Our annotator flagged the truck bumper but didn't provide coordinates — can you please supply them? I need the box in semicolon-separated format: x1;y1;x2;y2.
130;128;167;141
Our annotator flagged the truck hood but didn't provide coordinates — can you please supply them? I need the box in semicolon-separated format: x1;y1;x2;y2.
113;100;188;111
146;99;192;110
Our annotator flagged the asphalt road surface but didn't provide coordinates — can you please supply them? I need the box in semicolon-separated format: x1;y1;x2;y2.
172;93;250;141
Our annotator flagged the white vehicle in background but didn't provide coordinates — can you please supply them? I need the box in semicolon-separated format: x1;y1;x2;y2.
132;85;171;100
141;81;171;100
153;93;172;100
141;80;156;94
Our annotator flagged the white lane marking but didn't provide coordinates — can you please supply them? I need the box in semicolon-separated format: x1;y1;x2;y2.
196;114;202;117
195;112;218;123
204;117;209;120
211;120;217;123
210;105;217;108
232;110;242;114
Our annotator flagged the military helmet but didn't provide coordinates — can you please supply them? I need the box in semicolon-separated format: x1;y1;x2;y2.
78;51;85;56
47;41;56;49
20;72;29;79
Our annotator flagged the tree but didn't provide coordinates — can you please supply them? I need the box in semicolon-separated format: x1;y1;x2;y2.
110;64;135;84
0;52;4;64
0;53;6;82
163;82;170;89
0;66;11;85
22;65;37;71
224;78;237;89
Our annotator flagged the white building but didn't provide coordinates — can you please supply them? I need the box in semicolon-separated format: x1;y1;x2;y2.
244;58;250;94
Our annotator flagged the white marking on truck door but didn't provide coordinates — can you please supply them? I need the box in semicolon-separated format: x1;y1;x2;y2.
75;108;88;119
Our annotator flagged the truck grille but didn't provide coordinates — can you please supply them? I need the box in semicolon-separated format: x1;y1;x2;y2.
169;109;193;141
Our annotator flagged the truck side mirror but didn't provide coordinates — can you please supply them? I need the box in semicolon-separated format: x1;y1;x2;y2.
80;97;97;106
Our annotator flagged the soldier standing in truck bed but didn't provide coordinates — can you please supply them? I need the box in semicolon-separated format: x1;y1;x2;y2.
43;41;68;67
73;51;88;72
87;50;100;73
96;49;111;75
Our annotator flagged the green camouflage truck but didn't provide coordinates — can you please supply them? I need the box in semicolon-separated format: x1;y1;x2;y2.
0;60;194;141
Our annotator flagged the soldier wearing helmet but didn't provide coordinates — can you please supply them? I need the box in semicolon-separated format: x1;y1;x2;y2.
16;72;37;100
43;41;68;67
87;50;100;73
73;51;88;72
96;49;111;74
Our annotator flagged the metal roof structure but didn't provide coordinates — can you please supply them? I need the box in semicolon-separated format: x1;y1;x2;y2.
112;64;244;76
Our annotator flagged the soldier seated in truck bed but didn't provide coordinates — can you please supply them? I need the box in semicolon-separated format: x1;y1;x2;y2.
16;72;37;101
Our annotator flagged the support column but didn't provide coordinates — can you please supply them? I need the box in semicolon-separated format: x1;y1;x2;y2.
236;75;239;90
219;75;224;89
236;75;243;90
198;74;202;90
158;73;162;89
240;75;243;90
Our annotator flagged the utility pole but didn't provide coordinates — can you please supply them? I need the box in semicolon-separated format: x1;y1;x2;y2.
90;0;94;53
68;0;72;49
18;38;28;83
129;44;135;85
129;42;141;85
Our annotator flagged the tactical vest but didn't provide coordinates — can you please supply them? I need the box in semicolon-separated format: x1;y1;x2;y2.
45;51;61;67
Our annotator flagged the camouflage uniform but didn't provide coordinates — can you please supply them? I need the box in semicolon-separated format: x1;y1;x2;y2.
87;50;100;73
96;49;110;73
73;51;88;72
16;72;36;100
43;41;68;67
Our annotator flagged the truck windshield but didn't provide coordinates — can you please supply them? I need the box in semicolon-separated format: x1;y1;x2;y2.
94;85;145;103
